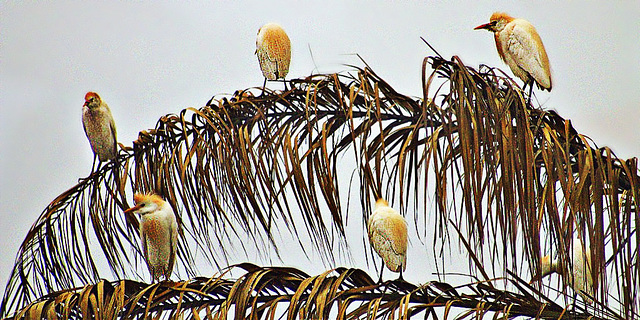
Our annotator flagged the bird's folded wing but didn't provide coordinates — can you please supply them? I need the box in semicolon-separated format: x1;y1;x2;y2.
141;231;149;268
370;220;407;255
267;34;288;61
109;117;118;155
167;219;178;277
507;24;550;87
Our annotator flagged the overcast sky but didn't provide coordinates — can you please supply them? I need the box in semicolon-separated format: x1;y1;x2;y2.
1;1;639;295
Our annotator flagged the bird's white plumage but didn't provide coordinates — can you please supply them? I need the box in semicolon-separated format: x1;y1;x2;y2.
256;22;291;81
541;238;593;301
500;19;552;89
82;92;117;162
368;199;407;273
476;12;552;91
567;240;593;300
127;194;178;282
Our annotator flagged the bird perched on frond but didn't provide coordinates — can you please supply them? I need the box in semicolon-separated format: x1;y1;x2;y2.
125;193;178;283
475;12;552;103
368;198;408;282
256;22;291;91
82;92;118;171
533;238;594;302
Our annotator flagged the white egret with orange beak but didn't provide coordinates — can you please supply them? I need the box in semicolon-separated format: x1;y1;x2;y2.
82;92;117;171
256;22;291;90
368;198;408;282
475;12;552;102
125;193;178;283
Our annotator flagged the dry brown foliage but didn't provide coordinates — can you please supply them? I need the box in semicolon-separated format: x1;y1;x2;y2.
2;53;638;319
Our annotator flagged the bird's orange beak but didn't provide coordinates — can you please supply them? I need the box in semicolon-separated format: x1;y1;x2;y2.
124;204;142;214
529;273;542;284
474;22;492;30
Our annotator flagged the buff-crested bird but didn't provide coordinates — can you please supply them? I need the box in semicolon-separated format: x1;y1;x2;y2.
82;92;118;171
475;12;552;102
535;238;594;302
256;22;291;90
125;193;178;283
368;198;408;282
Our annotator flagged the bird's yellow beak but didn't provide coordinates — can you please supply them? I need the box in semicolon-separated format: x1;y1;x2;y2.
474;22;492;30
124;204;142;214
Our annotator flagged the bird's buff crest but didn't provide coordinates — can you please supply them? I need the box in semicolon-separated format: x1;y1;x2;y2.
133;193;165;206
375;198;389;209
133;193;145;204
490;12;514;23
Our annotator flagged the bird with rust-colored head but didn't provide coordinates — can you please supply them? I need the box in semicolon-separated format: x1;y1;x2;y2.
125;193;178;283
367;198;408;283
256;22;291;90
475;12;552;97
82;92;117;170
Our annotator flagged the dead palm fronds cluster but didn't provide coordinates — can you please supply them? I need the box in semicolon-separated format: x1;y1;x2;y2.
2;53;638;319
9;264;615;320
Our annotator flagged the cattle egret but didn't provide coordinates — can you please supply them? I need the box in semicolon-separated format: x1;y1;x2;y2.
256;22;291;90
368;198;408;282
82;92;117;171
125;193;178;282
536;240;593;302
475;12;552;102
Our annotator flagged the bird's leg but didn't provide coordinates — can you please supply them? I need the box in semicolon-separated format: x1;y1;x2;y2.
283;78;289;92
262;77;268;95
275;61;284;92
397;269;404;282
91;155;98;173
112;155;122;198
526;80;534;107
377;258;385;284
94;161;104;182
262;77;270;120
80;155;98;183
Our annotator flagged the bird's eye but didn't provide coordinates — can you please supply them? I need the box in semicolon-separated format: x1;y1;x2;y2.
140;203;146;207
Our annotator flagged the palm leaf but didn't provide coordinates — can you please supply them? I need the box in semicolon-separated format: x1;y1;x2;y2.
7;264;620;320
2;51;639;318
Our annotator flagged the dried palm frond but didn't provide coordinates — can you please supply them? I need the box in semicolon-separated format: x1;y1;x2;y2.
7;264;620;320
2;51;638;319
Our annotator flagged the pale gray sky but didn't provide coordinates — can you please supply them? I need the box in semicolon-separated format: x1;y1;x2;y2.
1;1;639;296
